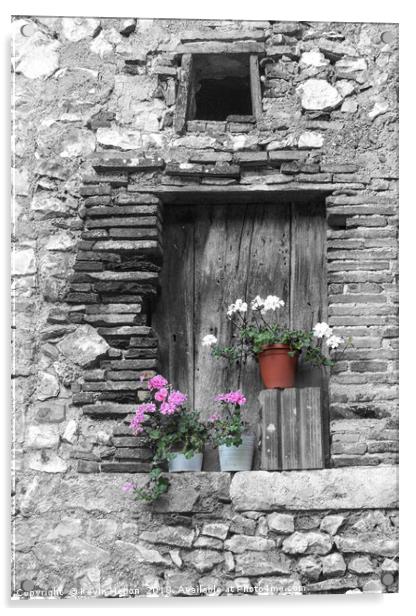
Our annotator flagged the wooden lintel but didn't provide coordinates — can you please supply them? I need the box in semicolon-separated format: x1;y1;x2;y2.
125;183;336;205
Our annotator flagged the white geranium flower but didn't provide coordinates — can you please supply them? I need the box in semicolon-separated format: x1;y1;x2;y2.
235;299;248;313
251;295;265;311
313;322;332;338
227;303;236;317
227;299;247;317
202;334;218;347
326;335;343;349
261;295;285;313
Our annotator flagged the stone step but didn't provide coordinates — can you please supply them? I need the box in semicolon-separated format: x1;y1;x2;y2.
87;216;160;228
101;359;156;369
112;437;150;448
85;205;161;217
79;184;111;196
85;303;142;314
83;271;159;282
108;228;159;239
81;381;150;392
96;326;152;337
82;174;128;187
91;240;162;255
82;403;138;416
114;448;153;460
124;348;158;359
91;153;164;172
115;192;160;205
101;462;151;473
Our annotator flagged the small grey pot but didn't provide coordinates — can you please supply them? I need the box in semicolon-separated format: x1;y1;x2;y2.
219;434;255;471
168;452;203;472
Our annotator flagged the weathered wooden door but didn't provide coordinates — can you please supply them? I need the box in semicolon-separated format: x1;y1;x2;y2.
153;198;327;439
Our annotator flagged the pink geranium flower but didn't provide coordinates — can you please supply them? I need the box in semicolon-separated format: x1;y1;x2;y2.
130;402;156;434
148;375;168;391
215;390;247;407
154;387;168;402
160;401;176;415
208;413;221;423
168;390;187;407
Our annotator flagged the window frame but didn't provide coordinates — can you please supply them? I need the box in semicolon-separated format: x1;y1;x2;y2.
174;53;262;134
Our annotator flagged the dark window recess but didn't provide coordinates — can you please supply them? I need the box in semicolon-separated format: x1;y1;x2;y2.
189;54;254;122
195;77;252;120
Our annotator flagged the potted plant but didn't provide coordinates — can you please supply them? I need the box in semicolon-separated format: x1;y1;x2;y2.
208;390;255;471
121;375;207;502
202;295;348;389
166;410;207;472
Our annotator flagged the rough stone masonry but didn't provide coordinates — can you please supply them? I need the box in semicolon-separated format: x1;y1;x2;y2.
11;17;398;597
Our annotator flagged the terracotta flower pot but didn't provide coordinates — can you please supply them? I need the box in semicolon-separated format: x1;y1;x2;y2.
257;344;298;389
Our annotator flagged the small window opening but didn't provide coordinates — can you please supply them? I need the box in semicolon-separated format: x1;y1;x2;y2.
190;54;253;121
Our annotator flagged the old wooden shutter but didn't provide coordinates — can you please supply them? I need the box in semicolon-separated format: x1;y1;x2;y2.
153;198;327;435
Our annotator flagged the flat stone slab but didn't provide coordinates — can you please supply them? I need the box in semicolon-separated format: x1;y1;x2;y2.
230;466;398;511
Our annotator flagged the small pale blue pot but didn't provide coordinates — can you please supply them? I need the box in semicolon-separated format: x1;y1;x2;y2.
168;452;203;472
219;434;255;471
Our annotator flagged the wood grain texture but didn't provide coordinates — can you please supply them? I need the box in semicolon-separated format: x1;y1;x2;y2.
259;387;323;470
174;54;193;134
249;55;262;119
153;198;327;469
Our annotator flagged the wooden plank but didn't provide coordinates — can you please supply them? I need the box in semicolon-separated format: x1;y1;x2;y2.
152;207;195;402
298;387;323;469
279;389;299;469
249;55;263;120
259;387;323;470
259;390;279;470
192;203;291;422
174;54;193;134
290;200;327;388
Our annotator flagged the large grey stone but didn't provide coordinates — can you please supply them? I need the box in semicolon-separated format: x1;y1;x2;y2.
304;532;333;555
96;128;143;150
182;549;223;573
194;536;223;549
201;521;230;540
267;512;295;534
114;540;170;565
140;525;195;548
224;535;275;553
61;17;100;41
12;20;61;79
36;371;60;401
25;424;60;449
306;575;358;593
27;451;68;473
31;194;76;218
282;532;308;554
34;400;66;423
164;571;199;596
322;553;346;577
235;552;291;576
13;248;36;276
320;514;344;535
297;79;342;110
153;472;230;513
257;576;303;596
297;556;322;581
298;132;324;148
348;556;374;574
57;325;109;368
230;467;398;511
335;534;398;557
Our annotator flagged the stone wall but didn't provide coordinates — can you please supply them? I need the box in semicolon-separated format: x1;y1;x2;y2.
11;16;399;597
13;468;398;597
